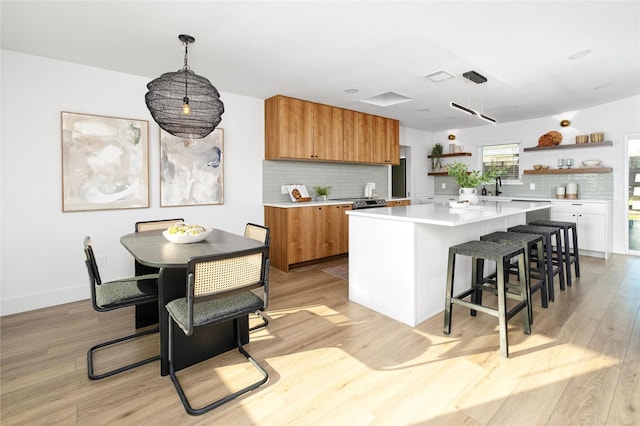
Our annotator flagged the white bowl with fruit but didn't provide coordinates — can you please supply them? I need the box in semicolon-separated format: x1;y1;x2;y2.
162;224;212;244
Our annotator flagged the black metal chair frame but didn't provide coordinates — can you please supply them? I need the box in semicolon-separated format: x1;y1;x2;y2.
83;236;160;380
133;218;185;328
166;246;270;415
244;223;271;332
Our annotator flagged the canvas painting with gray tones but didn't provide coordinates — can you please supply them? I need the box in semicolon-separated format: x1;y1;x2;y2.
61;112;149;212
160;128;224;206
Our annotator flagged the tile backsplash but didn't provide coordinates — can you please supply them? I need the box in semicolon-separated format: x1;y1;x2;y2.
263;160;388;202
434;172;613;199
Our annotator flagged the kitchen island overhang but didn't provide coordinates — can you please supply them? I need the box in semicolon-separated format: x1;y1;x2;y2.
346;200;552;327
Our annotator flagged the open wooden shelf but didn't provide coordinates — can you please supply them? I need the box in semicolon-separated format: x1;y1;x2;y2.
428;171;449;176
523;167;612;175
523;141;612;152
428;152;472;159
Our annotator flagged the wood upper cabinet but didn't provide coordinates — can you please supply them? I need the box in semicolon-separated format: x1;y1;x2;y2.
371;115;400;165
340;109;359;162
265;95;313;160
355;112;374;163
265;95;399;164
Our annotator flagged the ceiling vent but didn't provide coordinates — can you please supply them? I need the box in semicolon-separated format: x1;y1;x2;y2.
424;70;454;82
462;70;487;84
361;92;412;107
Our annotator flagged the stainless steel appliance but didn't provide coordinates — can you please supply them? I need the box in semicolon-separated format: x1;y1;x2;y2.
352;198;387;209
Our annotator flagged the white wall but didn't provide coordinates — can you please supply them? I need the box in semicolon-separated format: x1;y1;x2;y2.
0;50;265;315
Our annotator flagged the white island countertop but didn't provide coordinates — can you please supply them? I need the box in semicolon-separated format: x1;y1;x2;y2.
346;200;551;227
347;199;552;326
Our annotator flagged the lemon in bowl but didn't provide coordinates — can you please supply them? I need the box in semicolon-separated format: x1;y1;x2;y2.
163;224;212;243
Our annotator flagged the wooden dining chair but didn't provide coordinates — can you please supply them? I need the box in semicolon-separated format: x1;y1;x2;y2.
244;223;271;331
166;245;270;415
83;236;160;380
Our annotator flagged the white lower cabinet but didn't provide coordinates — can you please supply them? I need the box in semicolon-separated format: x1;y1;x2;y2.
550;201;612;259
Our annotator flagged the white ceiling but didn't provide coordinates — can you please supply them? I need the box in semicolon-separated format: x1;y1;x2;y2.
2;1;639;132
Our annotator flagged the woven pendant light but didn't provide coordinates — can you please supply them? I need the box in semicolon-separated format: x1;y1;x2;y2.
145;34;224;139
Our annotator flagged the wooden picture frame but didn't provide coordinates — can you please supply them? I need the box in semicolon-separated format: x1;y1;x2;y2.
61;111;149;212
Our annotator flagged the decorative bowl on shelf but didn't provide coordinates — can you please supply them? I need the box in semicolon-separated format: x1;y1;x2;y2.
162;225;212;244
541;165;550;169
533;164;542;170
581;160;602;167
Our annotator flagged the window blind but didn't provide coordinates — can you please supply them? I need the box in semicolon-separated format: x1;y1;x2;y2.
481;143;520;181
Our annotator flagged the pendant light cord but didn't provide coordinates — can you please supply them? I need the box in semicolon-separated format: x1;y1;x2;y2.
183;40;189;101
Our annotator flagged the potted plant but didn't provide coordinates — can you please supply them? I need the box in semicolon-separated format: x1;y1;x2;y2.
447;162;503;204
313;186;332;202
430;143;443;170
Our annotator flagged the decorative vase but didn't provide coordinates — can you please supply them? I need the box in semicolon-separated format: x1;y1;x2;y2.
459;187;478;205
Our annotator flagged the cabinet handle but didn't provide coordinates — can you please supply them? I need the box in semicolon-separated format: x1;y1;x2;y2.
571;203;583;206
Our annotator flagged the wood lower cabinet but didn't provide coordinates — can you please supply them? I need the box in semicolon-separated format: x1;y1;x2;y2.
265;95;399;164
386;199;411;207
339;204;352;253
265;204;351;272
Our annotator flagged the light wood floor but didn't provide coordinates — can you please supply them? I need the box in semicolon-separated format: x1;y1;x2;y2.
2;254;639;425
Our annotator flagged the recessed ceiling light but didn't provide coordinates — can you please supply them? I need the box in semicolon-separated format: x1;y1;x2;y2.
361;92;412;107
424;70;454;82
345;88;359;94
569;49;591;60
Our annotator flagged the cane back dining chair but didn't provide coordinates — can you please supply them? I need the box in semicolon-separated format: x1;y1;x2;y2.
133;219;185;328
166;245;270;415
244;223;271;331
134;218;185;275
83;236;160;380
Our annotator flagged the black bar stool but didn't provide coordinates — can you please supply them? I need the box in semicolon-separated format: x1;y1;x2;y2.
444;240;530;358
480;231;549;323
529;220;580;286
508;225;565;302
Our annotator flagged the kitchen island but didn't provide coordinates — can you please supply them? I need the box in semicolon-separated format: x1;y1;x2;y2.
346;200;552;326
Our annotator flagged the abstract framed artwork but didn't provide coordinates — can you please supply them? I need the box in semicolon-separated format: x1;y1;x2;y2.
61;112;149;212
160;128;224;207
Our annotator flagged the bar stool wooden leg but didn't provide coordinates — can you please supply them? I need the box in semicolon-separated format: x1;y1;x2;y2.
444;248;456;335
572;227;581;277
553;231;566;291
496;260;509;358
562;227;572;287
470;257;484;317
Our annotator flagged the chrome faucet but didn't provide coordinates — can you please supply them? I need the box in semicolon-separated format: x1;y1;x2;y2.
495;176;502;196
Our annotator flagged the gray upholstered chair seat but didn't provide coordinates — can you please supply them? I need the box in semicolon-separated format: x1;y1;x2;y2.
167;292;263;335
83;236;160;380
95;274;158;308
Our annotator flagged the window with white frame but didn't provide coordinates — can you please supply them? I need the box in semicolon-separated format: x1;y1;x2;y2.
481;143;520;181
